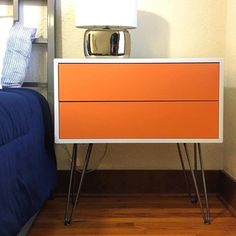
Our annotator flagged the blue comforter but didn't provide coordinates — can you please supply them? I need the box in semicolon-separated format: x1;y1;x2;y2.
0;88;57;236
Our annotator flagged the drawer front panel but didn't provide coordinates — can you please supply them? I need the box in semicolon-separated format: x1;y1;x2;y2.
59;102;219;139
58;63;219;102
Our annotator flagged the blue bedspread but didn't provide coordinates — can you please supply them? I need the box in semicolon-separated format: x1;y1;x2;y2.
0;88;57;236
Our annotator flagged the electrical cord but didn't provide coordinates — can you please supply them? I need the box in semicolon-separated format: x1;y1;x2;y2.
65;143;109;173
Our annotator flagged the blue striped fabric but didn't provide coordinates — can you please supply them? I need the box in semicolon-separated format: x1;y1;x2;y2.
1;23;36;88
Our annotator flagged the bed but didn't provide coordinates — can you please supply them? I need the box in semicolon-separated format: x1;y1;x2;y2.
0;0;57;234
0;88;57;235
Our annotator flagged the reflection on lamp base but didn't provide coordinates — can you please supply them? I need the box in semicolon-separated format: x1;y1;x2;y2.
84;28;131;58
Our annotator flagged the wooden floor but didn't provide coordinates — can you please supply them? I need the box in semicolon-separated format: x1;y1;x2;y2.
29;196;236;235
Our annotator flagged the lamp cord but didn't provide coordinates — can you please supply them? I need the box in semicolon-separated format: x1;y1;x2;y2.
65;144;109;173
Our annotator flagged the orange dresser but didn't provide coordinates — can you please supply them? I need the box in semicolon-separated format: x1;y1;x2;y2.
54;59;223;143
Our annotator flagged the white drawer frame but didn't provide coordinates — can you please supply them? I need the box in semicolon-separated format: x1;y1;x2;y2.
54;58;224;144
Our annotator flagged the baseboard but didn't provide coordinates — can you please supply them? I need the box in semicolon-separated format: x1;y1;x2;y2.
56;170;220;195
55;169;236;216
219;171;236;216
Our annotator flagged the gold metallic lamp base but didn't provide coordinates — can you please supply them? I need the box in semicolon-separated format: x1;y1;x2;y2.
84;28;131;58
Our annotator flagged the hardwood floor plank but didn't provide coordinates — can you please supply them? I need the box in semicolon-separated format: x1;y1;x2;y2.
29;196;236;235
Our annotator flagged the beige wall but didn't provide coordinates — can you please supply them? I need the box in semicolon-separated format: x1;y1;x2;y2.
224;0;236;179
0;1;12;16
57;0;227;59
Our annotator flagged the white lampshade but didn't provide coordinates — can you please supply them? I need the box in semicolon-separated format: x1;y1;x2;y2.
76;0;137;29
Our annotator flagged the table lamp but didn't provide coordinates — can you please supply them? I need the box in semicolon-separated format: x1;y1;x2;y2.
76;0;137;57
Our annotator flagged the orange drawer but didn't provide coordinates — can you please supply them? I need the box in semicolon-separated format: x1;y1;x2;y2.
59;102;219;139
58;63;219;102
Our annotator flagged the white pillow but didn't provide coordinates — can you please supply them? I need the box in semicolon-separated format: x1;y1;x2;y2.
1;23;36;88
0;17;13;89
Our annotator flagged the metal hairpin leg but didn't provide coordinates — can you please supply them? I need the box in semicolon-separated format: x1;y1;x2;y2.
71;146;78;205
64;143;93;225
177;144;193;202
198;143;210;223
64;144;77;224
177;143;211;224
193;144;198;203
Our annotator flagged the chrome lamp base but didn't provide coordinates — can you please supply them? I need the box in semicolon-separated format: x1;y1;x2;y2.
84;28;131;58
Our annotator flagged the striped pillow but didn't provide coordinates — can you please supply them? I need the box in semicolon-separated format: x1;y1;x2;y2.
1;23;36;88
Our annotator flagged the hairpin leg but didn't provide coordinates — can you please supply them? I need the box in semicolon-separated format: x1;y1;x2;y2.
198;144;211;224
178;143;211;224
64;144;78;225
192;143;198;203
64;143;93;225
177;144;194;203
71;156;77;205
183;144;206;222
